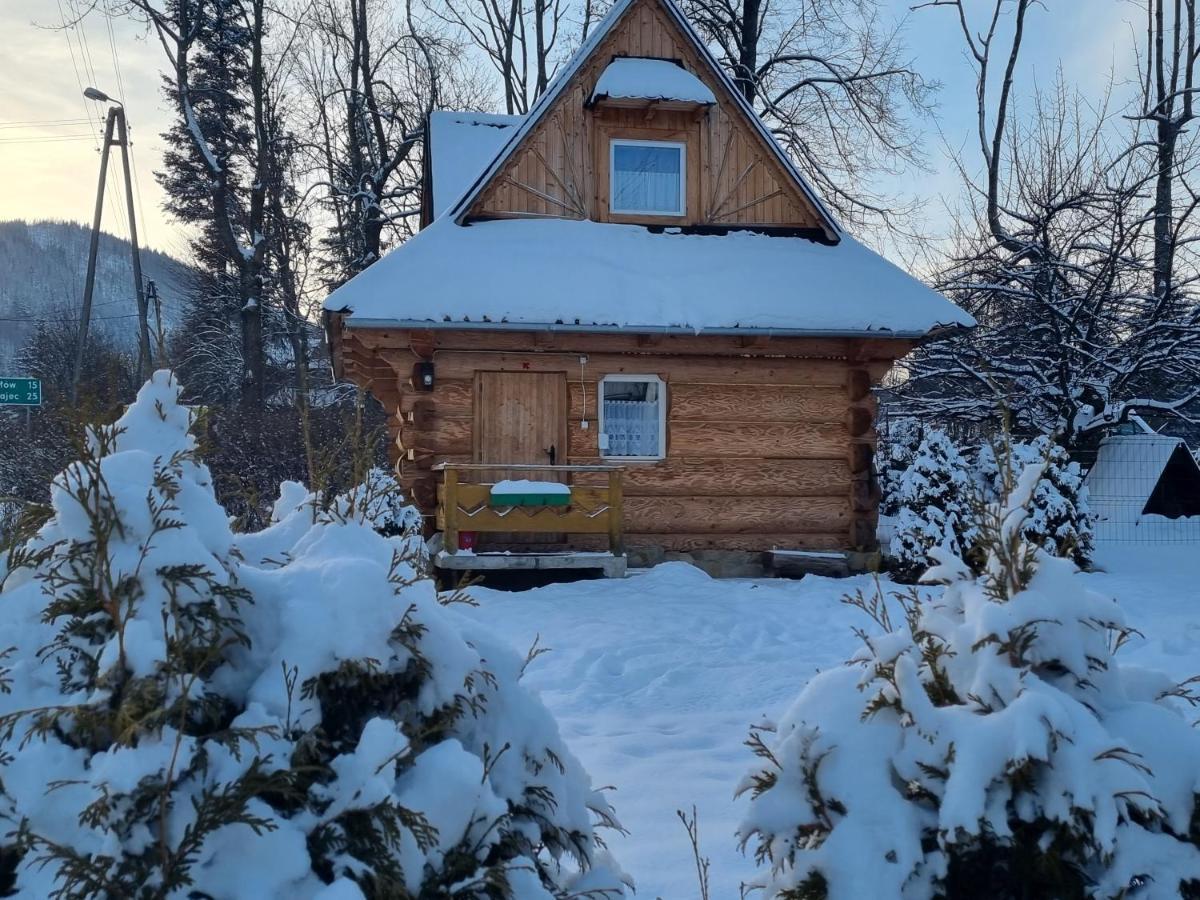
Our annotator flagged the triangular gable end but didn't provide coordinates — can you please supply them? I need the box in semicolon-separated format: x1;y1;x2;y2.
1144;443;1200;518
450;0;840;238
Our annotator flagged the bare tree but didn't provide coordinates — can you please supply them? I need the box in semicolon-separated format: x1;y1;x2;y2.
296;0;476;283
682;0;935;232
898;0;1200;445
917;0;1033;255
433;0;573;114
1131;0;1200;307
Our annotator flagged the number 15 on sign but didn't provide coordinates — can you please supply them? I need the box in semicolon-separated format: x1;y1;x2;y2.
0;377;42;407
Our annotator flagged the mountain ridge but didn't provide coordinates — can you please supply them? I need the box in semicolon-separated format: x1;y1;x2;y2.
0;219;191;368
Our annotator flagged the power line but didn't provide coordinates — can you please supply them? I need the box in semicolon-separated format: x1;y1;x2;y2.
70;0;102;99
0;313;141;323
68;0;129;245
0;119;92;129
102;2;129;113
58;0;127;249
102;0;153;250
56;0;100;156
0;135;99;145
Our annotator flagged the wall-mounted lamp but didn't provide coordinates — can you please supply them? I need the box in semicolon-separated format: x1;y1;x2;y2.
413;361;435;391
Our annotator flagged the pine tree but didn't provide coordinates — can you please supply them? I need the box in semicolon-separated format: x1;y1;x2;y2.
158;0;254;401
141;0;281;406
979;436;1094;567
0;372;628;898
739;461;1200;899
889;428;977;580
877;419;924;518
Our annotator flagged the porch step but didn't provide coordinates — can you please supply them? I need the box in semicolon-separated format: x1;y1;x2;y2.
766;550;881;578
434;549;627;578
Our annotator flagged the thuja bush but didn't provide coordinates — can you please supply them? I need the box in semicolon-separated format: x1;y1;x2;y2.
877;419;925;518
978;435;1094;567
0;372;627;899
888;430;1095;578
889;428;978;581
739;460;1200;899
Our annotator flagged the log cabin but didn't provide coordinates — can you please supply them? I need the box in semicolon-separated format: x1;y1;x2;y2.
322;0;974;578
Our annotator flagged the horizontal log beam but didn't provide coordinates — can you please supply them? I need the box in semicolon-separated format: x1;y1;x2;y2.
566;382;850;423
680;421;847;459
518;532;850;553
624;495;848;534
376;349;850;387
570;457;850;496
570;421;847;459
400;379;473;416
349;327;874;360
670;383;849;423
399;417;472;456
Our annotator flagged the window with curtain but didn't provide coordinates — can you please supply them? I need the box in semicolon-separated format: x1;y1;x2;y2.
600;376;665;459
610;140;685;216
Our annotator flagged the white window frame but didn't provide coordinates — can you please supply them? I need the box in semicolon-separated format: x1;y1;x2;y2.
609;139;686;217
598;374;668;461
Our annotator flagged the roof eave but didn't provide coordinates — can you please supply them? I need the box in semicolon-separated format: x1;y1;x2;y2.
336;316;948;340
916;321;975;345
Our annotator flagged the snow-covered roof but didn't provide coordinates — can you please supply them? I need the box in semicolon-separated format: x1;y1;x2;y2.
591;57;716;105
324;217;975;336
1083;433;1200;533
446;0;840;235
427;111;523;219
1084;434;1186;506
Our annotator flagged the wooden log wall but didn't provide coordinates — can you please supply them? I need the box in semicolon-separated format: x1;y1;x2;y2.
340;326;908;554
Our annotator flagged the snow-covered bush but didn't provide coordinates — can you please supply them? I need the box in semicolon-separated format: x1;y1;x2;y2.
979;436;1093;566
890;428;978;580
877;419;924;517
330;466;423;538
738;465;1200;900
0;372;627;899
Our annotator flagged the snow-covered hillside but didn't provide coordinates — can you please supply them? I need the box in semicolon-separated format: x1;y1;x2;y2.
0;220;190;367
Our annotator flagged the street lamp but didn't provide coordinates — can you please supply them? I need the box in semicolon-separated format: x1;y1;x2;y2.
83;86;120;105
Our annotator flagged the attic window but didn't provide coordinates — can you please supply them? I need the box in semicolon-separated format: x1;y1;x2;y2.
610;140;685;216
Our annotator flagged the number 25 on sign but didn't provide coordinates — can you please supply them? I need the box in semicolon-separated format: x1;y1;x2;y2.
0;377;42;407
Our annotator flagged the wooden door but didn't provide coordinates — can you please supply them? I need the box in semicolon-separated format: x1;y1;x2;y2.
474;371;569;549
474;371;568;470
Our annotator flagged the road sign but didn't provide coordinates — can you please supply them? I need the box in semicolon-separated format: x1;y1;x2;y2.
0;377;42;407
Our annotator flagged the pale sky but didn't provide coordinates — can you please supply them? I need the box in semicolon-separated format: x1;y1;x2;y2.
0;1;180;255
0;0;1139;258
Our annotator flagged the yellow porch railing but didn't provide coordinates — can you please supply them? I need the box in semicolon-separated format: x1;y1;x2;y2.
433;463;624;556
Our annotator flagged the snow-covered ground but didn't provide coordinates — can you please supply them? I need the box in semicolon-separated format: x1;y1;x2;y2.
462;548;1200;898
1085;543;1200;680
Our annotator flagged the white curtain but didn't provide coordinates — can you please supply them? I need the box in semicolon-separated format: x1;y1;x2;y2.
612;144;681;213
604;398;660;456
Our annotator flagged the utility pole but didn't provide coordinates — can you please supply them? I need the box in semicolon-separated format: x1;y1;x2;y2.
72;107;117;404
147;279;167;367
72;87;152;402
115;110;152;381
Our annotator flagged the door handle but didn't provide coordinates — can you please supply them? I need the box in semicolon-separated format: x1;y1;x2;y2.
544;444;557;465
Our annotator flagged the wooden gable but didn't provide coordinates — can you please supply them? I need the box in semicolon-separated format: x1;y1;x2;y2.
462;0;834;233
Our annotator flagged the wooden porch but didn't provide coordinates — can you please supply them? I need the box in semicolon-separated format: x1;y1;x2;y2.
433;463;627;577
